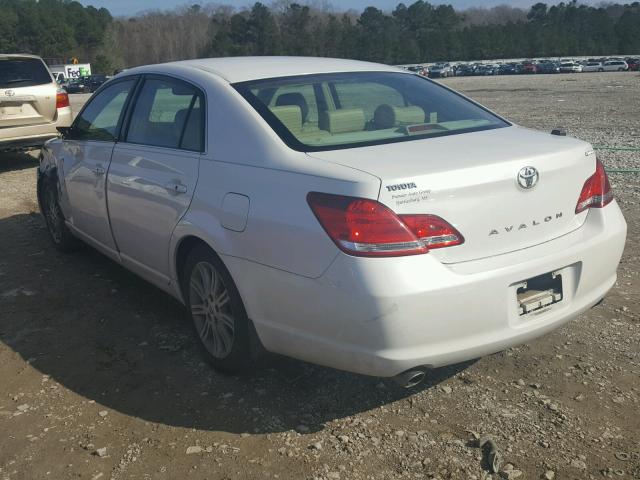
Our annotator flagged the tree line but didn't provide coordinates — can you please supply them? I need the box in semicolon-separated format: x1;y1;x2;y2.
0;0;111;61
0;0;639;74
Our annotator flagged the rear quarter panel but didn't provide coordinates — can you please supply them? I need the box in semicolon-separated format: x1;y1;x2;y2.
179;158;379;279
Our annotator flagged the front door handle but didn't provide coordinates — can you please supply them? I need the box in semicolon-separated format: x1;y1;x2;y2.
165;181;187;194
93;165;105;176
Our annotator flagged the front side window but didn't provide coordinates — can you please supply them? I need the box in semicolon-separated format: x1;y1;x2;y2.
234;72;508;152
71;79;136;142
126;77;204;151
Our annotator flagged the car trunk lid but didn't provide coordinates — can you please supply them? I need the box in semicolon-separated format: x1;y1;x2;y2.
307;126;595;264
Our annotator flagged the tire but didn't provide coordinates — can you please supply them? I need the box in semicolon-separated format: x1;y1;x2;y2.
41;182;81;253
598;68;604;72
182;244;251;373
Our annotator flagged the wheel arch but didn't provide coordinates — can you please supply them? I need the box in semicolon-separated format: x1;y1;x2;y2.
174;235;217;299
37;144;66;213
172;233;245;308
36;163;60;215
172;232;267;356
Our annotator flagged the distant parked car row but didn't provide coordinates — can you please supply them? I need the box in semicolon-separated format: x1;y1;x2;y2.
401;57;639;78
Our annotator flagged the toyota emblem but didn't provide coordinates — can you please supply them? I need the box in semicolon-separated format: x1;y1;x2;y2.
4;90;15;97
517;166;539;189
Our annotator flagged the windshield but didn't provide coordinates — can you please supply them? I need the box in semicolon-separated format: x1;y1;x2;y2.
234;71;509;152
0;57;52;88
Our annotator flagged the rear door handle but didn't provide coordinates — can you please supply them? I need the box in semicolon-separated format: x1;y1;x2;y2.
93;165;105;176
165;182;187;194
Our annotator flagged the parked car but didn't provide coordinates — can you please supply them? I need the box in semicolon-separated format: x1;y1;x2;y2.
602;60;628;72
37;57;627;385
536;62;560;74
456;64;476;76
522;61;537;74
406;65;429;77
498;63;518;75
560;62;583;73
0;54;72;151
65;80;90;93
626;58;640;71
582;62;604;73
477;64;498;76
87;74;108;92
428;63;453;78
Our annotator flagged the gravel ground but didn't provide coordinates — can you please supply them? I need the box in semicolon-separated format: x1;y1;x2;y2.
0;72;638;480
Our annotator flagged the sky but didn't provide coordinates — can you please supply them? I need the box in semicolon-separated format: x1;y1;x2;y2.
79;0;588;17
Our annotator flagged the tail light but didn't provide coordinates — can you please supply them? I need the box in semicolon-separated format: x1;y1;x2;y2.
307;192;463;257
56;89;69;109
575;159;613;213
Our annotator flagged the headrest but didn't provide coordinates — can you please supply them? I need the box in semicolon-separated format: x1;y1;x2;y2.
276;93;309;122
373;105;426;129
270;105;302;133
320;109;365;134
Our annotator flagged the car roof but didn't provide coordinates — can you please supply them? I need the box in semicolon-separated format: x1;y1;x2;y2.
0;53;45;60
125;56;403;84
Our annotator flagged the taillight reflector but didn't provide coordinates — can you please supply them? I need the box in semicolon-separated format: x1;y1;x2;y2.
400;214;464;249
307;192;463;257
575;159;613;213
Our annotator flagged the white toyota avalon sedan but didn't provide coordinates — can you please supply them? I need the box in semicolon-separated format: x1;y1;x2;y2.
38;57;627;386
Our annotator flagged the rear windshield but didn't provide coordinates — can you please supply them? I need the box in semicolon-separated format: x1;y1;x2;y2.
0;58;52;88
234;71;508;152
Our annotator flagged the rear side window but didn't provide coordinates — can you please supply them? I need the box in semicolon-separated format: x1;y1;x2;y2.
0;58;52;88
126;77;204;151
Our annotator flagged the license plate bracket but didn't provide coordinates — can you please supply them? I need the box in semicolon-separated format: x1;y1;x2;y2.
516;270;563;316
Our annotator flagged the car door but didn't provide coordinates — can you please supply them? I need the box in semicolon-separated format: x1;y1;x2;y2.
60;77;138;256
107;75;204;284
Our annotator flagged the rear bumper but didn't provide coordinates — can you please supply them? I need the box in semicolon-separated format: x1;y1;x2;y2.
225;202;627;377
0;107;72;150
0;134;58;150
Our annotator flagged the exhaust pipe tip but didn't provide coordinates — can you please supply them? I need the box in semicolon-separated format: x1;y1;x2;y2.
393;369;427;389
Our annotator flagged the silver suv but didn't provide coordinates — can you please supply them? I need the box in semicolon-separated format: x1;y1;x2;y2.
0;54;72;151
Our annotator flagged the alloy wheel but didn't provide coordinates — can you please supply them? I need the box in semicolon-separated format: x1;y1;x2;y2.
189;261;235;359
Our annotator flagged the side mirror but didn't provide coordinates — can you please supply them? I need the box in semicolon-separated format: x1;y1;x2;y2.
57;126;72;138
